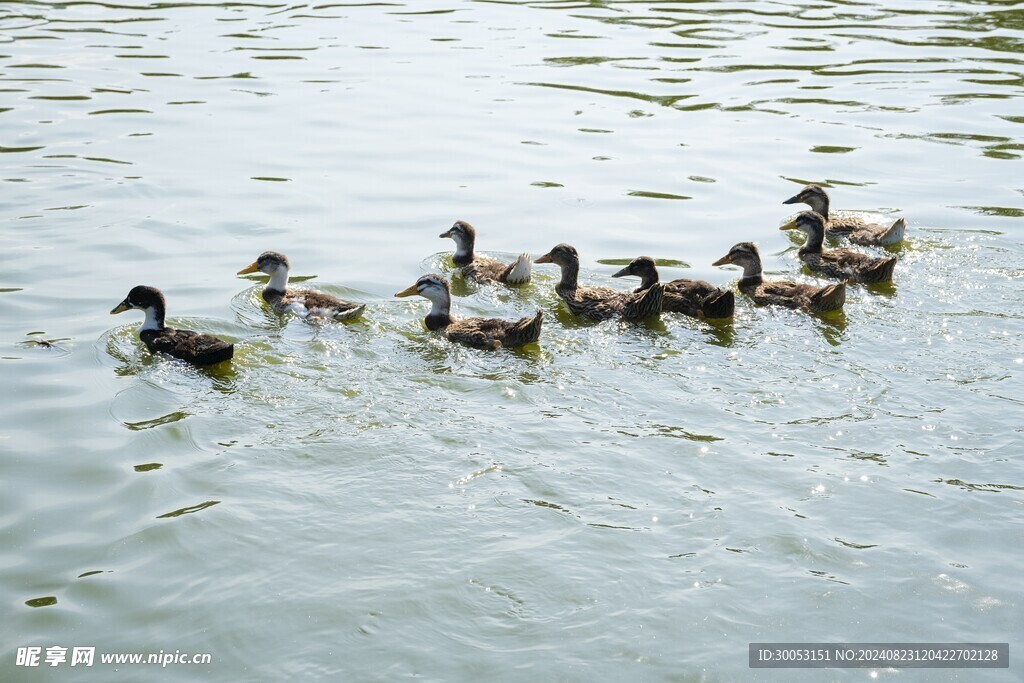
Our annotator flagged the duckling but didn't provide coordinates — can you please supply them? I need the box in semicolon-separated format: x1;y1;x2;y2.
535;244;663;321
111;285;234;365
395;274;542;349
237;251;366;320
439;221;532;285
611;256;734;319
782;211;897;283
712;243;845;313
783;184;905;246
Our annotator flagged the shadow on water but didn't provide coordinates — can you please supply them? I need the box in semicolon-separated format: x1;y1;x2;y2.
701;317;735;347
123;410;189;431
864;280;897;298
813;309;848;346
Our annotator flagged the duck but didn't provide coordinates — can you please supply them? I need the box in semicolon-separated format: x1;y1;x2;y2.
439;220;532;285
712;243;845;313
783;184;905;246
237;251;366;320
611;256;734;319
781;211;897;283
535;244;663;321
111;285;234;364
395;274;543;349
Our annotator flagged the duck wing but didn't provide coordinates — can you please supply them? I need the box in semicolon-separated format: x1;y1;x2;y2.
801;249;896;283
843;217;906;247
461;258;506;284
749;281;807;309
444;314;540;349
662;278;729;317
621;282;663;320
143;327;234;365
561;285;626;320
462;254;533;285
286;289;366;320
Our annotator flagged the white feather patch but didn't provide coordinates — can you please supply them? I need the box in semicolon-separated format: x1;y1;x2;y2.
286;301;310;317
505;253;532;284
333;304;366;321
880;217;906;245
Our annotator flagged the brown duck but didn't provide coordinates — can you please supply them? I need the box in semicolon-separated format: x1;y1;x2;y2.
712;243;845;313
535;244;663;321
111;285;234;365
611;256;734;319
237;251;366;320
395;274;543;349
440;221;531;285
781;211;897;283
783;184;905;246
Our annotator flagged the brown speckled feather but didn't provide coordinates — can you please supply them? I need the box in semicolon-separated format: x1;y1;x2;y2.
462;258;513;284
826;216;906;246
800;250;896;283
662;278;735;318
444;311;543;349
741;280;846;313
560;283;663;321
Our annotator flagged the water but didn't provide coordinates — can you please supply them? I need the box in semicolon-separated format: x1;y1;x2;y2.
2;0;1022;680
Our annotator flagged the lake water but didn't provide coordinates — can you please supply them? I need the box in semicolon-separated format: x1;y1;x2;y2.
2;0;1022;680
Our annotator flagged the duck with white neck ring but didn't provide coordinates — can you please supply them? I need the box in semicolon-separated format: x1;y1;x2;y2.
395;274;543;350
110;285;234;365
781;211;897;284
439;221;532;285
783;184;905;246
712;243;845;313
237;251;366;321
535;243;663;321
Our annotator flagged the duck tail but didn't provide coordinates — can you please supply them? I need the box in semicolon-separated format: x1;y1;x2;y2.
196;341;234;365
509;310;543;345
810;282;846;312
333;303;367;321
863;256;897;283
504;253;533;285
623;282;664;319
879;217;906;246
701;288;735;319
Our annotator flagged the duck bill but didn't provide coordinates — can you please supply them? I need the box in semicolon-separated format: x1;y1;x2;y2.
610;266;631;278
712;255;732;267
779;218;798;231
237;261;260;275
438;228;453;238
534;253;553;264
782;194;801;205
110;301;130;315
394;283;420;298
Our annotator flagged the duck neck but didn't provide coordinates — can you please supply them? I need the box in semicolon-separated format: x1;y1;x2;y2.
638;268;660;290
266;265;289;294
140;305;165;331
799;228;825;255
424;296;452;331
452;234;476;267
737;259;763;289
808;194;830;219
556;259;580;292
